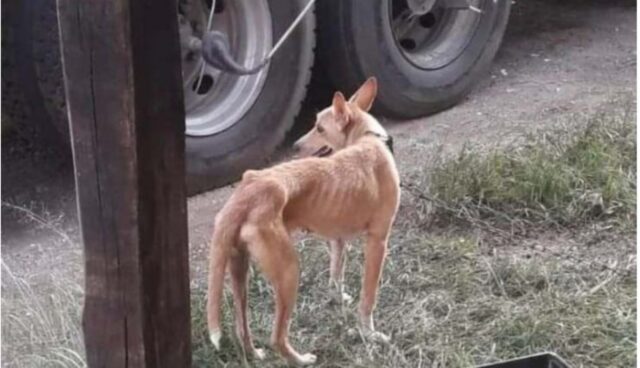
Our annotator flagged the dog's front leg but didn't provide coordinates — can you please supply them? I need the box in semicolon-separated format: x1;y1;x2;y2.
329;239;352;304
358;233;390;343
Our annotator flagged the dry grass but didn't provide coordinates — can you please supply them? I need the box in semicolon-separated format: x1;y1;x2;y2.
1;202;85;368
1;262;85;368
190;231;635;368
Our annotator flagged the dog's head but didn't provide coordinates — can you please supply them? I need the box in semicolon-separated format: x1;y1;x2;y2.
293;77;378;158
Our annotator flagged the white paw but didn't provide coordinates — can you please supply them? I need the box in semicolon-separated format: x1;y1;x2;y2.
367;331;391;344
209;330;222;350
341;292;353;304
330;290;353;305
296;353;317;365
252;348;266;360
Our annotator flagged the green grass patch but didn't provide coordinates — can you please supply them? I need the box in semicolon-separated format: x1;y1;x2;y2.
425;108;636;228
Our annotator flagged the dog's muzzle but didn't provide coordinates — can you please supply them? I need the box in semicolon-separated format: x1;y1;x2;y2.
312;146;333;157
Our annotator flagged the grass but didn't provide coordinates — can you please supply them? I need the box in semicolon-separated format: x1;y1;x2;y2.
1;100;636;367
190;233;636;367
3;231;634;368
419;106;636;230
189;101;636;367
1;262;85;368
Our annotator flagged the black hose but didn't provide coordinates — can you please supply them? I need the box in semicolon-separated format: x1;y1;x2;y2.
200;31;268;75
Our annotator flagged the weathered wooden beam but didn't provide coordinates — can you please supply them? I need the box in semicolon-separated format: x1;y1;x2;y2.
56;0;191;366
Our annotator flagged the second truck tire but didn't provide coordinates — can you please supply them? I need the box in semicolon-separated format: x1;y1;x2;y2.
318;0;511;119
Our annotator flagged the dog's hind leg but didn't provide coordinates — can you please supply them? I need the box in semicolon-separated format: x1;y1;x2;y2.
359;229;391;343
329;239;352;304
229;250;265;360
246;222;317;366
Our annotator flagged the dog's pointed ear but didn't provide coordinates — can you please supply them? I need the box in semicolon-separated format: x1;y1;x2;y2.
332;91;351;129
348;77;378;112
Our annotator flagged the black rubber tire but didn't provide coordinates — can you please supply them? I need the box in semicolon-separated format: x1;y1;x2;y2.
317;0;511;118
186;1;315;194
2;0;69;144
5;0;315;195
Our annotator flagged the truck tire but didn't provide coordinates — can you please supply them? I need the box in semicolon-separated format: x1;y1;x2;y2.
2;0;68;143
318;0;511;118
185;0;315;193
4;0;315;195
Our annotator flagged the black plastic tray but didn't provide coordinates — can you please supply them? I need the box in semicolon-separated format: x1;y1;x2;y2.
476;353;570;368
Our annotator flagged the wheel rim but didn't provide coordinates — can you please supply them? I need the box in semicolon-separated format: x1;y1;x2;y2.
181;0;272;137
389;0;483;70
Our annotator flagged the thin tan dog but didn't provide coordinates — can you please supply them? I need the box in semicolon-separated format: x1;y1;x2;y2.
207;77;400;365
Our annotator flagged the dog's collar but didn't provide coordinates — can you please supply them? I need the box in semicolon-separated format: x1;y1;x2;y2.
364;131;394;155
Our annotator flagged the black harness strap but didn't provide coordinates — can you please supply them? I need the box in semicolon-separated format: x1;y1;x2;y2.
365;131;394;155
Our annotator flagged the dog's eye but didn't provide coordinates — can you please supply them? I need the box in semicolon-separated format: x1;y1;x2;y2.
317;125;324;133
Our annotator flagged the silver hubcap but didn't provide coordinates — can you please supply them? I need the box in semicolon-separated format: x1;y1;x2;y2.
181;0;272;137
390;0;482;70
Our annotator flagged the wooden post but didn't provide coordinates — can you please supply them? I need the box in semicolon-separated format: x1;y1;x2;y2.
57;0;191;366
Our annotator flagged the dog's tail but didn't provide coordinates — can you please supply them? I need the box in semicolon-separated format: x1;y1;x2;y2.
206;206;244;350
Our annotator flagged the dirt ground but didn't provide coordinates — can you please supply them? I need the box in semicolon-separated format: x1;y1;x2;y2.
1;0;636;366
